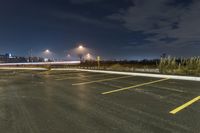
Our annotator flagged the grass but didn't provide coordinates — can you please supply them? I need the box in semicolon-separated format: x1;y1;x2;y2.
159;56;200;76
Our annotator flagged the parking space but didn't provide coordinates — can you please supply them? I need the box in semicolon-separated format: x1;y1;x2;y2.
0;70;199;133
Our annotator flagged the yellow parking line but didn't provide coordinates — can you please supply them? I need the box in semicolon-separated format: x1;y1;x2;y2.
72;75;133;85
169;96;200;114
56;74;110;81
102;78;170;95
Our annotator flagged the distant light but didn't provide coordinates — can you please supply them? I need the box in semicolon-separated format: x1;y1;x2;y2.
78;45;83;49
67;54;71;57
44;49;50;54
8;53;12;58
87;53;90;57
44;58;49;62
45;49;50;53
86;53;91;60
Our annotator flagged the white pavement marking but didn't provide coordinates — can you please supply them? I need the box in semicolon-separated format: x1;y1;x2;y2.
72;76;133;85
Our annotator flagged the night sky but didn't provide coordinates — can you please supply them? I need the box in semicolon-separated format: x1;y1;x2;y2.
0;0;200;60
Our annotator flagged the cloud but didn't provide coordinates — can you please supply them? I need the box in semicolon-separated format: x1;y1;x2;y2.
51;11;119;29
108;0;200;51
69;0;102;4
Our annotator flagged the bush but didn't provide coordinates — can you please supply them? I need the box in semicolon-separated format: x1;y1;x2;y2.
109;64;123;71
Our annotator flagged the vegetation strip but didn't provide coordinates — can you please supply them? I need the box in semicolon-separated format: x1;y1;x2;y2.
102;78;169;95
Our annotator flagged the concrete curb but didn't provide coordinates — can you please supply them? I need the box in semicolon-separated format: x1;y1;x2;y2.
52;68;200;81
0;61;80;66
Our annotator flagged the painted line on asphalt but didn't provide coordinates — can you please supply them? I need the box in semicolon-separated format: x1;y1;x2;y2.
56;73;110;81
39;72;85;77
72;75;133;86
52;72;85;77
169;96;200;114
102;78;170;95
147;85;185;93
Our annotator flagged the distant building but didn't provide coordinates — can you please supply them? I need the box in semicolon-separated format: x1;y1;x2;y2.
0;53;26;63
27;57;44;62
0;53;45;63
5;53;13;58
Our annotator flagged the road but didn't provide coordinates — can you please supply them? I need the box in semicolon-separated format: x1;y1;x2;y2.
0;70;199;133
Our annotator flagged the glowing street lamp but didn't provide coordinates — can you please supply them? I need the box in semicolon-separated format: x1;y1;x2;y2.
44;49;50;54
77;45;85;61
78;45;83;49
86;53;91;60
66;54;71;61
87;53;90;57
43;49;52;62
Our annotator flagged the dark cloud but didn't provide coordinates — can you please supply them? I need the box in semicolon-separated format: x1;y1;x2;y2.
51;11;118;29
69;0;102;4
108;0;200;55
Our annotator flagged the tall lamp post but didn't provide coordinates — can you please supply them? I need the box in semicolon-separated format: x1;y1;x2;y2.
67;54;71;61
43;49;51;62
86;53;91;60
43;49;52;70
29;48;33;62
77;45;85;62
97;56;100;69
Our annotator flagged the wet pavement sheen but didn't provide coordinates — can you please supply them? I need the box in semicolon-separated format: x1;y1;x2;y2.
0;70;199;133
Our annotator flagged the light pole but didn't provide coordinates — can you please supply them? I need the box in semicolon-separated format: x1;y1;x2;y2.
28;48;33;62
67;54;71;61
77;45;85;62
97;56;100;69
86;53;91;60
43;49;52;62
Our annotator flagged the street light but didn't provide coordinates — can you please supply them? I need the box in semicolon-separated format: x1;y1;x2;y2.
78;45;83;49
97;56;101;69
67;54;71;61
43;49;52;62
44;49;50;54
86;53;91;60
77;45;85;62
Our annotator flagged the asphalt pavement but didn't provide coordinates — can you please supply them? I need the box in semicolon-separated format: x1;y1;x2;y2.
0;70;199;133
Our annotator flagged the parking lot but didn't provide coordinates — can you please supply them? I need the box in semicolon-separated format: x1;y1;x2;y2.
0;70;199;133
